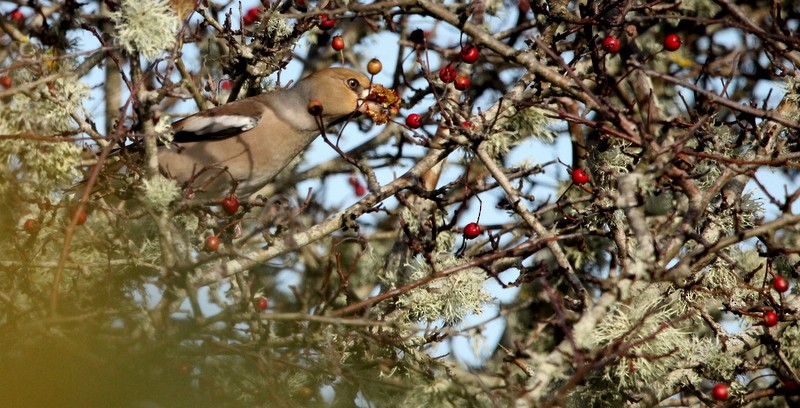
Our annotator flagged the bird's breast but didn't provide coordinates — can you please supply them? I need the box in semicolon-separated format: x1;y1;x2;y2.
158;124;319;198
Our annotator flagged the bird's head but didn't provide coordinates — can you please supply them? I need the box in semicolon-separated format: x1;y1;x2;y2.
295;67;398;126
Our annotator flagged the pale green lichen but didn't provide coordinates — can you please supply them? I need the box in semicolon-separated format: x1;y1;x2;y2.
717;248;765;309
0;75;89;134
696;337;740;379
671;286;712;316
112;0;180;60
0;140;82;196
484;105;554;158
142;174;181;212
693;158;723;189
591;288;695;390
397;205;454;253
678;0;722;17
396;254;493;325
390;348;497;408
706;124;743;158
175;213;199;235
567;382;626;408
702;191;763;236
785;74;800;113
0;76;87;198
435;231;456;253
703;259;742;291
266;16;293;41
138;237;164;263
592;140;638;181
780;324;800;368
400;207;421;234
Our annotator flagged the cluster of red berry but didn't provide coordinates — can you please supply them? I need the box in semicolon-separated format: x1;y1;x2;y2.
600;34;682;54
760;275;791;327
22;206;88;236
437;45;477;89
404;44;481;130
202;196;241;252
707;276;794;401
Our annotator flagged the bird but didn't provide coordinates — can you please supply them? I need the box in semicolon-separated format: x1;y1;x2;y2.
161;67;389;199
97;67;395;202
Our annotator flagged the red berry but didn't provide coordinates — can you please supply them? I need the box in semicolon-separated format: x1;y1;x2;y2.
784;380;799;393
222;196;240;215
462;121;473;130
72;207;87;225
711;383;729;401
773;276;789;292
439;65;456;83
459;46;479;64
571;168;589;185
454;75;470;91
205;236;220;252
409;29;425;44
331;36;345;51
602;36;620;53
256;297;268;310
405;113;422;129
318;14;335;30
219;79;232;91
0;76;11;88
348;175;366;196
463;222;481;239
23;218;37;233
663;34;681;51
764;310;779;327
9;9;23;22
354;183;366;196
243;7;260;25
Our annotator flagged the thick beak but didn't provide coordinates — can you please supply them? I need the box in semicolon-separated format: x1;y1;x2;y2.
319;84;398;128
357;87;380;113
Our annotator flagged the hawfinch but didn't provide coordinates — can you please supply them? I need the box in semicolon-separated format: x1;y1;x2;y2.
128;67;395;199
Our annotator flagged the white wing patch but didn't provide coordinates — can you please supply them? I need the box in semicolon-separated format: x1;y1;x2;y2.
180;115;259;135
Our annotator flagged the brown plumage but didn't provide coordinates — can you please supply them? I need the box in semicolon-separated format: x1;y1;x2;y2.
155;67;379;198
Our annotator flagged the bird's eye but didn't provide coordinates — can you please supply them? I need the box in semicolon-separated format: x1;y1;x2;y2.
347;78;360;89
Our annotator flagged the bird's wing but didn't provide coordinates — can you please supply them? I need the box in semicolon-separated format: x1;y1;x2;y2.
171;95;271;143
